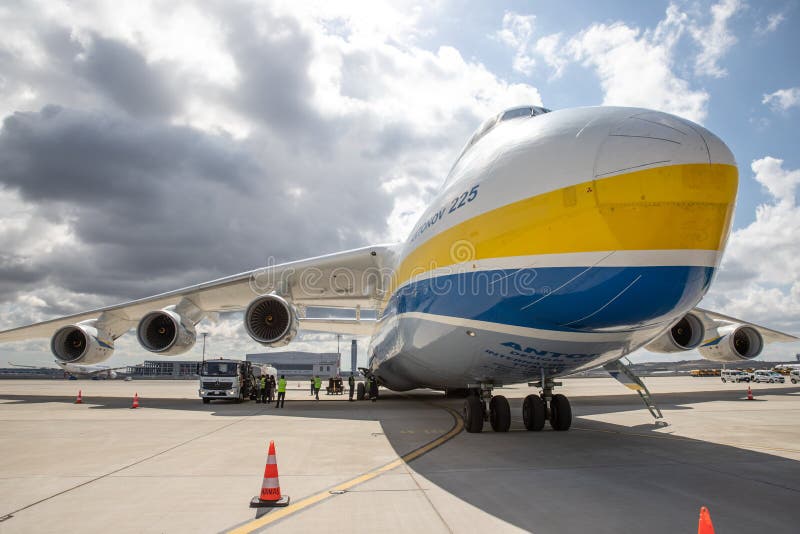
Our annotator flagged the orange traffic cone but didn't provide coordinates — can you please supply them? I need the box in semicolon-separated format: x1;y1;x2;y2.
75;390;83;404
131;392;139;409
698;506;715;534
747;386;754;400
250;440;290;508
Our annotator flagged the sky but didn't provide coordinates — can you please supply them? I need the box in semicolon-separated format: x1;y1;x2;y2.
0;0;798;368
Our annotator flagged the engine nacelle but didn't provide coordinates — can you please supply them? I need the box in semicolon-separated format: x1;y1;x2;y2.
51;324;114;364
137;309;197;355
244;294;298;347
698;325;764;362
645;313;705;353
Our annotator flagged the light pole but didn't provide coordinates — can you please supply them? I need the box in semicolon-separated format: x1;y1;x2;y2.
201;332;208;372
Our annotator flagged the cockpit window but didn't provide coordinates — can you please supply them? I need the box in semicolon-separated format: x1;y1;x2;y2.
445;105;552;185
500;106;533;121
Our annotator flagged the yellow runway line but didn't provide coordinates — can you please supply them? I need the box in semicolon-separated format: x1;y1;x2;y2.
227;406;464;534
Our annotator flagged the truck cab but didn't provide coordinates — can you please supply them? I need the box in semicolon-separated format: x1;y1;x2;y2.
198;358;258;404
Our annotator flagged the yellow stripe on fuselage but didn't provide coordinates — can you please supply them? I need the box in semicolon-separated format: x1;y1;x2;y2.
395;163;738;291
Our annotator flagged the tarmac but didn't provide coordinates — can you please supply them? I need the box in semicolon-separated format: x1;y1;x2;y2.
0;377;798;533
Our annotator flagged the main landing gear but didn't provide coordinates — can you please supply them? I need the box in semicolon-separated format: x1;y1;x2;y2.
525;376;572;431
463;384;511;433
461;377;572;433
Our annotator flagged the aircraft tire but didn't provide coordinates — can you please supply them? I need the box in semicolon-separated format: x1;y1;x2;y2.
549;394;572;431
357;382;366;400
522;394;546;431
489;395;511;432
463;395;484;433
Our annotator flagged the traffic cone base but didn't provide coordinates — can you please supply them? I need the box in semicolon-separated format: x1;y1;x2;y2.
249;495;290;508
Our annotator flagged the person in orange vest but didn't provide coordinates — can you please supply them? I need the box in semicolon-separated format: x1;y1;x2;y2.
276;375;287;408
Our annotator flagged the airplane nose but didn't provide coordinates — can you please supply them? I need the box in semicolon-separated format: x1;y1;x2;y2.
531;110;740;331
591;110;738;254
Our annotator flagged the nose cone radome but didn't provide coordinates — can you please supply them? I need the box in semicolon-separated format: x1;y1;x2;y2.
591;110;738;255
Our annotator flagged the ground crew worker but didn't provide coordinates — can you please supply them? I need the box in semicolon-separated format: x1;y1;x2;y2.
276;375;287;408
348;374;355;401
314;375;322;400
369;375;378;402
267;375;275;404
259;375;267;404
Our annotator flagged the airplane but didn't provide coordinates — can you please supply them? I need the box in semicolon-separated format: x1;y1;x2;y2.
0;105;797;433
9;360;132;379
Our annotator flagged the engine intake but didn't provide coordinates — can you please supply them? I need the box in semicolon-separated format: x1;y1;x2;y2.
245;295;298;347
137;309;196;355
51;324;114;364
699;325;764;362
645;313;704;353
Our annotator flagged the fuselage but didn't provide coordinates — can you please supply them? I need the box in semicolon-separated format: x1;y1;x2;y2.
56;361;118;379
367;106;738;391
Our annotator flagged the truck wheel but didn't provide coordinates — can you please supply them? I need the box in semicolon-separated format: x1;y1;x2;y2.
357;382;366;400
202;398;210;404
721;378;726;383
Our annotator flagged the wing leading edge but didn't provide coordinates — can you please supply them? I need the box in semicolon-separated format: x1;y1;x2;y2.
0;244;398;343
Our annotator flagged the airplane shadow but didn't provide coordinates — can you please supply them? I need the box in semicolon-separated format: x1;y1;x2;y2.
1;385;799;533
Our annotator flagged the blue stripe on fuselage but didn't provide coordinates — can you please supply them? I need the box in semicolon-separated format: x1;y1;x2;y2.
382;266;714;332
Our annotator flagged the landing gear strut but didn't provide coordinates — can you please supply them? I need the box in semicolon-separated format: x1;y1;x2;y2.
462;384;510;433
524;375;572;431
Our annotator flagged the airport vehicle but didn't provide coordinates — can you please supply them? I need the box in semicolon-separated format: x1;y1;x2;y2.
1;106;798;433
198;359;260;404
9;360;131;379
791;370;800;384
752;370;785;384
720;369;750;383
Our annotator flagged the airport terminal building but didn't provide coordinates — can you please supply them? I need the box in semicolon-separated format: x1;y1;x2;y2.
246;352;341;379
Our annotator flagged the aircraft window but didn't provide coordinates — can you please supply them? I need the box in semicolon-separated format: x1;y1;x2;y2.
500;107;532;121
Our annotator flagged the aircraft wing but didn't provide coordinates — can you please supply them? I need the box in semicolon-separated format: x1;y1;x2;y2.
0;244;397;341
9;362;54;370
693;307;799;343
82;364;138;376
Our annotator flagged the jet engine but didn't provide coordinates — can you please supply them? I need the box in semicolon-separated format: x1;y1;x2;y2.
136;308;197;355
698;326;763;362
244;294;298;347
645;313;705;353
51;324;114;364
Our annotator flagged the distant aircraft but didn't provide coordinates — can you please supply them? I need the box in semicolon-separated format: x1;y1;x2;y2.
10;361;132;379
0;106;796;432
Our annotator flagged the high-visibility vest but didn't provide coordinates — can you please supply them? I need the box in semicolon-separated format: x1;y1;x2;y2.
314;377;321;388
278;378;287;393
260;377;266;389
348;376;355;387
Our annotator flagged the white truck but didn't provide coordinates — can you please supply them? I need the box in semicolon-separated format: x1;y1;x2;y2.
199;358;261;404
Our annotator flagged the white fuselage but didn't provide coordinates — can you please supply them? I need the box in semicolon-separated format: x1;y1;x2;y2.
56;361;118;379
367;106;738;391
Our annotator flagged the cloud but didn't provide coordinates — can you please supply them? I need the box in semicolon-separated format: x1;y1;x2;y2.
493;12;536;75
0;0;544;366
689;0;741;78
75;34;179;117
762;87;800;112
756;11;786;35
566;4;709;123
704;157;800;342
